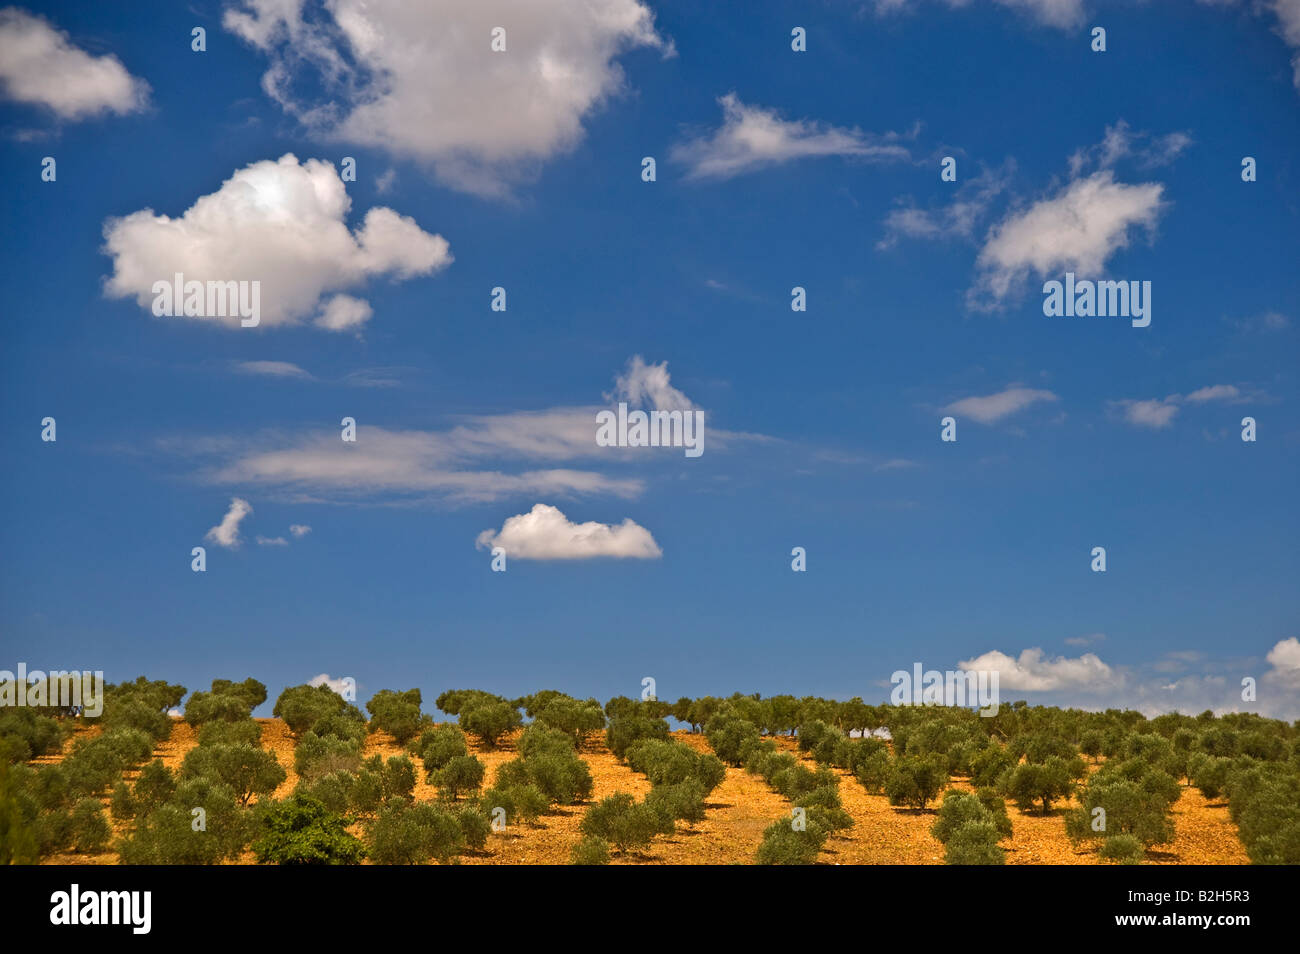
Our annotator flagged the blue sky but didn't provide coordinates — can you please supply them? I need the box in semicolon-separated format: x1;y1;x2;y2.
1;0;1298;719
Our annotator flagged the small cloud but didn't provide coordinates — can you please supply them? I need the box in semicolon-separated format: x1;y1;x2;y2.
1114;397;1180;430
235;360;312;379
944;386;1058;424
874;458;919;472
308;673;352;696
610;356;696;411
289;524;312;538
205;497;252;548
475;503;662;560
1185;384;1241;404
671;93;909;181
1064;632;1106;647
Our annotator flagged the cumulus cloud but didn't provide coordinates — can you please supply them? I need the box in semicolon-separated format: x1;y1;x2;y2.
1067;120;1192;176
671;93;910;181
223;0;669;196
0;8;150;119
205;497;252;548
958;647;1117;692
309;673;353;696
235;360;312;379
102;154;451;330
944;386;1058;424
971;170;1165;306
475;503;661;559
289;524;311;537
1265;637;1300;689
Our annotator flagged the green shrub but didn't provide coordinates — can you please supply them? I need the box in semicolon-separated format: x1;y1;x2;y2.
459;701;522;749
1003;758;1074;815
531;697;606;749
756;816;826;865
885;755;949;810
705;713;761;767
0;708;65;763
197;719;261;748
0;759;38;863
349;755;417;814
365;800;464;864
1099;834;1145;865
69;797;111;853
110;781;136;821
482;784;548;826
570;835;611;865
646;779;707;826
293;731;363;781
366;689;428;745
180;743;286;806
944;821;1005;865
932;791;995;843
457;805;492;851
414;724;469;774
435;755;486;801
579;792;669;854
133;759;175;813
252;795;365;865
605;716;670;760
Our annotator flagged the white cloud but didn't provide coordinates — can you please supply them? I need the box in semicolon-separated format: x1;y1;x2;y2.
611;355;695;411
289;524;311;537
475;503;661;559
255;535;288;546
235;360;312;379
205;497;252;548
1115;397;1181;429
944;386;1058;424
872;0;1086;29
972;170;1165;305
1064;632;1106;647
1185;384;1241;404
316;294;373;332
671;93;910;181
102;154;451;330
1067;120;1192;176
309;673;352;696
958;647;1118;691
205;424;645;504
0;8;150;119
1113;384;1249;429
1265;637;1300;689
223;0;669;196
877;162;1013;250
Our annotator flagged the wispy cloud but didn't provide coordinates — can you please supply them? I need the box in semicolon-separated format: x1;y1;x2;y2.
672;93;910;181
